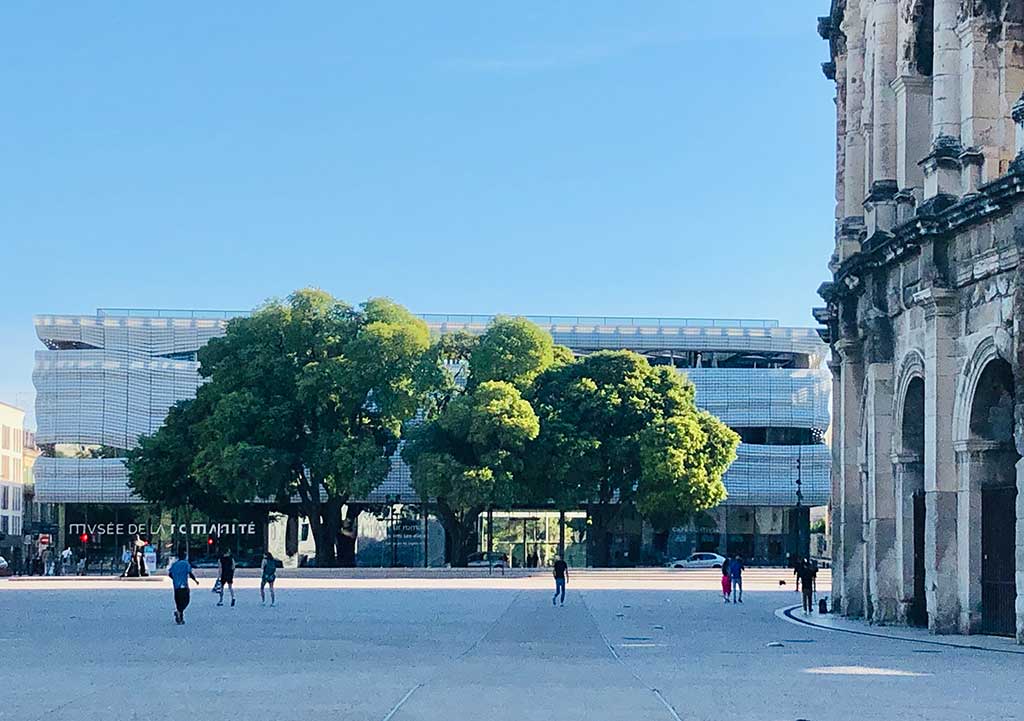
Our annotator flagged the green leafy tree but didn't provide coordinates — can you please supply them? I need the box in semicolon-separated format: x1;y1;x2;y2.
127;398;225;514
128;289;431;566
402;317;552;565
529;350;738;565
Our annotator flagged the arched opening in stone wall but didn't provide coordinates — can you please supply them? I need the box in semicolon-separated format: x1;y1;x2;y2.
898;376;926;626
967;358;1019;636
912;1;933;76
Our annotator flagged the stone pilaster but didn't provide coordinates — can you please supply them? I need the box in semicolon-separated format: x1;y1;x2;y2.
957;14;1003;184
842;2;867;225
954;442;991;634
829;355;844;609
923;0;962;200
836;338;866;617
931;0;961;140
959;148;985;195
916;286;960;634
891;75;931;194
893;452;924;623
1000;9;1024;173
1011;94;1024;172
865;360;899;623
1016;456;1024;644
869;0;899;194
921;135;963;204
865;180;899;237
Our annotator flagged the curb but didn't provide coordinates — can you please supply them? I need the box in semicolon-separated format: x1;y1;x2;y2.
775;604;1024;655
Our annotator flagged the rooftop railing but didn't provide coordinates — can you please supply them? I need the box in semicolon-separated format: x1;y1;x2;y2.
96;308;252;319
418;314;780;329
92;309;782;329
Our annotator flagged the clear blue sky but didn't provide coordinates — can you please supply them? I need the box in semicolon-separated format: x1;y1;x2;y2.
1;2;836;424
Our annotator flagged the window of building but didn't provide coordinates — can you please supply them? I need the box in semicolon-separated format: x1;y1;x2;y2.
12;487;21;512
0;485;7;510
12;516;20;536
1;425;9;450
0;457;7;481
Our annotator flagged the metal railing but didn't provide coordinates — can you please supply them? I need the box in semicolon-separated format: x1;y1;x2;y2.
96;308;252;319
418;314;780;329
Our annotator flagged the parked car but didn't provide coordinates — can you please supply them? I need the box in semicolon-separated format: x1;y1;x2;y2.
0;556;10;577
667;552;727;569
467;551;508;569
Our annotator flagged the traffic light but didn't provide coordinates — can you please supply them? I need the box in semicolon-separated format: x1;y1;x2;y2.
207;536;215;546
79;533;89;544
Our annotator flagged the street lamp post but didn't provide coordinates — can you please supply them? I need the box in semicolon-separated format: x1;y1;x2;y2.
795;452;807;560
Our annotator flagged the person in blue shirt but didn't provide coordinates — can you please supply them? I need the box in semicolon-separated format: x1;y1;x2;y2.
729;555;744;603
168;548;199;625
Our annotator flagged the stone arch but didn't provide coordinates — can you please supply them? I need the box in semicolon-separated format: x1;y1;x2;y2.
953;335;1005;445
892;349;927;625
952;333;1019;636
893;350;926;455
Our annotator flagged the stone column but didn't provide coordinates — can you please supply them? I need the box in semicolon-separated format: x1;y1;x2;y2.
836;338;867;617
1016;455;1024;644
893;452;924;622
891;75;931;196
922;0;963;200
958;14;1003;184
1000;9;1024;172
829;355;844;608
1012;94;1024;170
916;286;960;633
955;443;987;634
866;0;899;235
892;0;932;212
840;1;867;258
865;360;899;622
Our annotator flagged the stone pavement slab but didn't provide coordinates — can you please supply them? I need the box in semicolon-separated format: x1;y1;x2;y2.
0;573;1017;721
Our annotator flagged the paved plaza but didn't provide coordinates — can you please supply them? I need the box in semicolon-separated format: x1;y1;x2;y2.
1;569;1019;721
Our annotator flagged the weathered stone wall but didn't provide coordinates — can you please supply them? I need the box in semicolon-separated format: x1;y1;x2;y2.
818;0;1024;642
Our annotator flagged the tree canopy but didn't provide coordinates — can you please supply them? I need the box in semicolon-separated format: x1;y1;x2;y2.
129;289;430;565
528;351;739;563
402;317;552;564
130;299;739;567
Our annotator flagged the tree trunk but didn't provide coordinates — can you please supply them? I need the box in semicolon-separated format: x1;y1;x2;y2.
312;497;346;567
588;503;614;567
436;500;481;567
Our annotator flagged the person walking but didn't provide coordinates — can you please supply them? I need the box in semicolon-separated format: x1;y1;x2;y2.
217;548;236;607
260;551;277;606
729;555;744;603
168;549;199;625
798;558;818;614
720;557;732;603
552;555;568;606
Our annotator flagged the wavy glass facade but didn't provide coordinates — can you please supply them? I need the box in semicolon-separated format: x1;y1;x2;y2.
33;310;830;509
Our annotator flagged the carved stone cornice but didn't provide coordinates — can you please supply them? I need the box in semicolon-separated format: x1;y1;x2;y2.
834;337;864;364
912;287;958;319
891;451;922;466
828;163;1024;302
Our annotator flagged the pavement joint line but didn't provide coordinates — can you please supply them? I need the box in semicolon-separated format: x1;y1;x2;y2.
377;590;523;721
580;592;685;721
380;683;423;721
776;605;1024;655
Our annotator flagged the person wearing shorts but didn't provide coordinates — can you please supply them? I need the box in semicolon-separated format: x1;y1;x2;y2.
260;551;277;606
168;549;198;625
217;548;235;607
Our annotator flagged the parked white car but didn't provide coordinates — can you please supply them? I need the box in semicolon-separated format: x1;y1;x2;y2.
667;552;727;569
